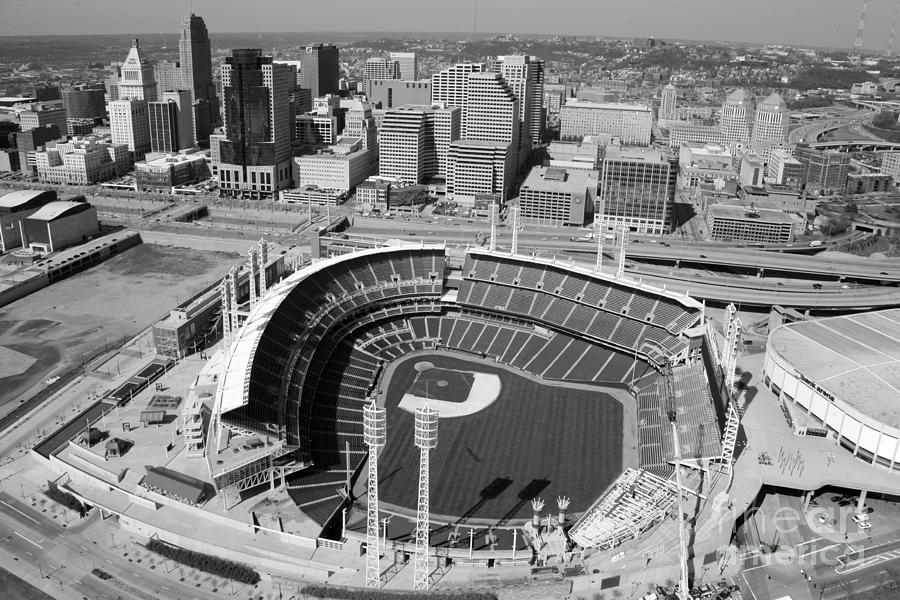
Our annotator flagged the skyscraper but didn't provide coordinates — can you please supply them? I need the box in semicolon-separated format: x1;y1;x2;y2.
299;44;340;98
109;99;150;160
216;49;293;199
377;104;460;183
750;93;788;145
659;83;677;121
154;60;181;95
390;52;417;80
149;90;194;154
431;63;486;108
720;89;754;148
118;39;157;101
462;73;519;146
179;13;217;146
494;55;544;149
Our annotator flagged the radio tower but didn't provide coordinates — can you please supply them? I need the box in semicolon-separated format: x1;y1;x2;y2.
363;401;386;588
888;0;900;56
852;0;868;64
413;406;438;591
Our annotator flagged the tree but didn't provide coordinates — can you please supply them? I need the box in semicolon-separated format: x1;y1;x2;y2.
871;110;900;130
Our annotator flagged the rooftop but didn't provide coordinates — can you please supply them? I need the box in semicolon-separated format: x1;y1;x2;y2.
604;147;668;163
769;309;900;429
562;100;652;112
521;165;598;193
0;189;51;209
708;203;795;223
27;200;90;221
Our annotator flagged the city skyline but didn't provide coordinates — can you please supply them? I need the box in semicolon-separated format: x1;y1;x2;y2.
1;0;897;51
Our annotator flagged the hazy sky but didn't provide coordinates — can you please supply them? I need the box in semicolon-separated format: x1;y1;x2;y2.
0;0;895;50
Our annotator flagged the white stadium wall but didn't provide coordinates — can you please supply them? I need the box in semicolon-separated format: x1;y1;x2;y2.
764;345;900;470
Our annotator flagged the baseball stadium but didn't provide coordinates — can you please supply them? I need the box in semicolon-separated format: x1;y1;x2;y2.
213;243;726;548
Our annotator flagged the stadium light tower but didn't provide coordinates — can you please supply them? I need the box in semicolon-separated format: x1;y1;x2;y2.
665;370;690;600
488;203;498;252
594;217;604;273
247;247;258;309
258;238;269;297
616;224;628;280
509;205;521;255
363;401;386;588
413;405;438;591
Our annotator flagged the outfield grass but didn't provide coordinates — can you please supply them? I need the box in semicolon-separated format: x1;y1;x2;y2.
379;353;625;521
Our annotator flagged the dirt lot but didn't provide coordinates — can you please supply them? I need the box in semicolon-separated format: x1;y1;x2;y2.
0;243;240;415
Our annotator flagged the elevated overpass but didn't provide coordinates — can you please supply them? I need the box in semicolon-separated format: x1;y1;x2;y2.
808;139;900;151
625;245;900;285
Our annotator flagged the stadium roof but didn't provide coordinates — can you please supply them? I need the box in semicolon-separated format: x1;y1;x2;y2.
770;309;900;428
27;201;90;221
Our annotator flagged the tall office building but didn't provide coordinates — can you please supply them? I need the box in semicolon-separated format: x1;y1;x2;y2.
63;84;107;120
377;104;460;183
431;62;486;108
118;39;157;101
154;60;181;94
599;147;676;235
364;58;398;88
149;90;194;154
343;100;378;151
559;101;652;145
494;55;544;149
179;13;217;145
300;44;340;98
109;99;151;160
720;89;753;147
795;146;850;194
216;49;293;199
750;93;788;145
390;52;417;80
659;83;677;121
462;73;519;146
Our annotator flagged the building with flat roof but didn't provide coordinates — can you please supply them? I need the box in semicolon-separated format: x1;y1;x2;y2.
706;203;796;243
431;62;487;108
299;44;339;98
149;90;194;154
677;143;737;192
0;189;56;252
599;148;675;235
846;172;893;195
740;155;765;188
546;139;604;170
135;152;210;192
518;166;597;226
378;104;460;184
363;57;398;89
559;100;652;146
765;309;900;469
109;99;151;160
390;52;417;80
447;139;517;205
20;200;99;252
291;144;372;192
721;88;753;148
34;137;131;186
19;105;67;133
366;79;431;109
795;146;850;195
766;148;804;190
356;180;391;212
666;122;725;150
881;151;900;185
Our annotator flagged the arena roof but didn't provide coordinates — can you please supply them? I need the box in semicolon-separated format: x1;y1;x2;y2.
0;189;53;210
27;201;90;221
770;309;900;428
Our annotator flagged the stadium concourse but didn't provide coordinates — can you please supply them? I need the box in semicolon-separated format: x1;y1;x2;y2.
213;242;725;555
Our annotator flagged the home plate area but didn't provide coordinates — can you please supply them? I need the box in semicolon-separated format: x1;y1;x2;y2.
398;360;501;418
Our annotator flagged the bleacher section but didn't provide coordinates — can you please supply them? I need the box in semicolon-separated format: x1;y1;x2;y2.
568;468;680;550
457;253;700;367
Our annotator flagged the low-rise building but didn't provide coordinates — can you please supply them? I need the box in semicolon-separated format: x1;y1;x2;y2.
21;200;100;252
677;143;738;193
291;142;372;192
518;166;598;226
559;100;652;146
279;185;346;206
34;137;131;185
356;180;391;212
766;149;804;189
18;105;67;132
135;152;211;192
846;172;893;195
706;203;796;244
0;189;57;252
